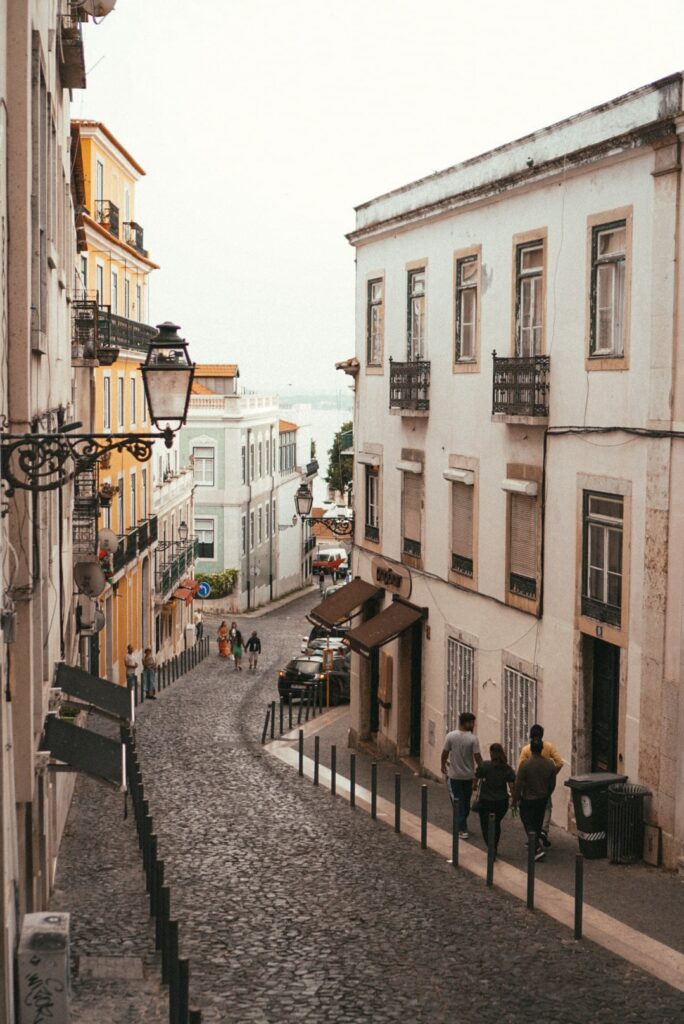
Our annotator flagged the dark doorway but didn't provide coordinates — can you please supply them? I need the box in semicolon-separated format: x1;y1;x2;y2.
88;633;99;677
591;639;619;772
369;649;379;733
409;623;422;757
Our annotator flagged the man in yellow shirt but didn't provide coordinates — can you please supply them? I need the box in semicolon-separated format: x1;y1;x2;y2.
518;723;564;848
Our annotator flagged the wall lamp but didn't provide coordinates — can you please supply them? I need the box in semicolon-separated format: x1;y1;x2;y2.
0;322;195;502
293;482;353;537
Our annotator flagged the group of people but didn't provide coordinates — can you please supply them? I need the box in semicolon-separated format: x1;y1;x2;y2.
217;621;262;671
124;645;158;700
442;713;563;861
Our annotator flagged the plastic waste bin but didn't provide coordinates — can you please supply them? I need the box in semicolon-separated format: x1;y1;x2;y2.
607;783;651;864
565;773;627;858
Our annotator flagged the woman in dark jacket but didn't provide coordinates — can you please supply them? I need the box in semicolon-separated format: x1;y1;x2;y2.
475;743;516;853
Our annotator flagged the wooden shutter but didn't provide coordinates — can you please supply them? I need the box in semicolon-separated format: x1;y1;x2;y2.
403;472;422;542
510;493;537;579
451;482;473;558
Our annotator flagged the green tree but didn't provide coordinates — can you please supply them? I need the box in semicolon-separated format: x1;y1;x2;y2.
325;420;353;496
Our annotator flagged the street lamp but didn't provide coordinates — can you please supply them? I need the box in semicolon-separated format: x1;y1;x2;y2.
293;482;353;537
141;323;195;443
178;520;189;544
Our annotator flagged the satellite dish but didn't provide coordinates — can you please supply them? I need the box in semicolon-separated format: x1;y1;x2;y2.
82;0;117;17
74;560;107;598
92;609;106;633
98;528;119;554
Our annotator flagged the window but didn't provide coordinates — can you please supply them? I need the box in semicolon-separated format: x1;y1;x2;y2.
96;159;104;203
250;443;255;481
250;511;255;550
96;264;104;305
455;255;478;362
136;283;142;322
118;377;125;428
364;466;379;542
141;385;147;424
195;519;215;559
241;445;246;483
446;639;474;733
515;242;544;357
367;278;384;366
590;222;626;358
102;505;111;530
141;469;147;516
407;268;426;360
265;505;270;539
272;500;276;534
582;492;623;626
117;478;125;533
272;439;276;475
503;667;537;763
130;376;137;425
451;482;474;577
124;278;130;318
130;472;137;527
103;377;111;430
111;270;118;314
241;515;246;556
258;507;263;544
279;431;296;472
258;442;263;478
80;255;88;296
509;492;538;600
193;446;215;486
402;471;422;559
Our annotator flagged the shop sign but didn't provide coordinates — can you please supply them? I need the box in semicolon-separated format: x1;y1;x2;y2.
371;557;412;599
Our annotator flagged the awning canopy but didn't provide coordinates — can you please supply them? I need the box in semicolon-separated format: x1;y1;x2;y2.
310;578;384;629
55;662;132;723
347;600;425;657
41;716;125;789
173;587;193;603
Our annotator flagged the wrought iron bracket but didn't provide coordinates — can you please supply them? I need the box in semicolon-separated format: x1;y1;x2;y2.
299;515;353;537
0;427;174;500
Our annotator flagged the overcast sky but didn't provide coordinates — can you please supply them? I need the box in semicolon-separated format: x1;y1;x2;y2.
77;0;684;393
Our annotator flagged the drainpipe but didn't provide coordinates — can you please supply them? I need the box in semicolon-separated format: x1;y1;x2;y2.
268;423;274;602
246;426;252;610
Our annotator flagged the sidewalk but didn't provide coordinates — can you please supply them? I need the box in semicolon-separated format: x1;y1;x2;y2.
266;706;684;992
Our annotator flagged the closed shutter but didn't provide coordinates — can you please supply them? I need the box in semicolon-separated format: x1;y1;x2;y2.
403;473;422;543
510;493;537;579
451;482;473;558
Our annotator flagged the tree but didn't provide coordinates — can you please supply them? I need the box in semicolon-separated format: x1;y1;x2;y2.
326;420;353;497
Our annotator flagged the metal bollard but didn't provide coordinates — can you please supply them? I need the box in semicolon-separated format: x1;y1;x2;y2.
420;785;428;849
148;834;158;905
574;854;584;940
160;888;171;982
451;798;459;867
394;773;401;833
331;745;337;795
297;696;303;725
486;813;496;886
318;681;323;714
313;735;320;786
305;687;312;722
155;862;165;950
189;1010;202;1024
288;699;293;731
279;700;284;734
298;729;304;776
270;700;276;740
350;753;356;808
178;957;190;1024
168;919;179;1023
261;707;271;745
527;831;536;910
371;761;377;820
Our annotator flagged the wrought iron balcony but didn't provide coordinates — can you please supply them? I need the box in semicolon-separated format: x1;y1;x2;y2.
581;595;621;627
509;572;536;600
112;539;126;575
138;520;149;552
155;538;198;598
59;14;86;90
149;514;158;543
125;527;139;564
124;221;148;256
492;353;550;419
97;306;158;353
94;200;120;238
452;553;473;577
365;523;380;543
403;537;421;559
71;299;99;361
389;358;430;413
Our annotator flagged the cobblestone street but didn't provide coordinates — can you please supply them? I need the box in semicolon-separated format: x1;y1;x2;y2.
53;591;684;1022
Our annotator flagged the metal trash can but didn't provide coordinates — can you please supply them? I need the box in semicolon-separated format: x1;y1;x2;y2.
565;773;627;858
607;783;651;864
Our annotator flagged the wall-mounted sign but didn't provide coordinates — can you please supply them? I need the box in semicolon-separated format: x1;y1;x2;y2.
371;557;412;599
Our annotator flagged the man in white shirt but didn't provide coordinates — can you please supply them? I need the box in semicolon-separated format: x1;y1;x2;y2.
441;712;482;839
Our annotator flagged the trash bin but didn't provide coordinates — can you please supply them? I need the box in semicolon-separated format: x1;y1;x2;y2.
607;783;651;864
565;773;627;858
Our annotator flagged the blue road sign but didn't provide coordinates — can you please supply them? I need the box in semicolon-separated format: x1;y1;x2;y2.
197;582;211;599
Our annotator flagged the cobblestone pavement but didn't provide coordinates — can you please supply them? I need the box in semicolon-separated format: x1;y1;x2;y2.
125;594;684;1023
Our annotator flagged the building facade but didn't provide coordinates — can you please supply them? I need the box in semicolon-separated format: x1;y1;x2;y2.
345;74;684;870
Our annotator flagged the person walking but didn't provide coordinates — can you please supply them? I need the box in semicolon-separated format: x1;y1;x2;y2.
441;712;482;839
194;609;203;642
232;629;244;671
142;648;157;700
124;645;138;694
217;621;230;658
512;736;557;861
518;723;564;847
245;630;261;671
474;743;516;854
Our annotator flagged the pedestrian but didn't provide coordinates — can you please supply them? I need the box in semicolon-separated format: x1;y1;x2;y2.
217;621;230;658
512;735;557;861
124;644;138;693
474;743;516;854
318;572;325;595
194;609;203;642
232;629;244;671
517;723;564;847
441;712;482;839
142;647;157;700
245;630;261;671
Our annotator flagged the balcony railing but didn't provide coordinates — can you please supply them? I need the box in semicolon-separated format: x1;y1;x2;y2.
452;553;473;577
581;595;621;627
98;306;158;352
509;572;536;600
365;523;380;543
304;536;316;554
94;199;120;239
403;537;421;559
389;358;430;413
138;520;149;552
125;527;138;563
492;353;550;418
124;221;148;256
59;14;86;90
149;514;158;543
112;539;126;575
156;539;199;599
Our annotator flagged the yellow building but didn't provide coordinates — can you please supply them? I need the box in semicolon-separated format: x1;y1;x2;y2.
72;120;160;684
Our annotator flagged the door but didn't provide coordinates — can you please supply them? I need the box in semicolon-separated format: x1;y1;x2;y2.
369;649;380;733
409;623;422;757
591;639;619;772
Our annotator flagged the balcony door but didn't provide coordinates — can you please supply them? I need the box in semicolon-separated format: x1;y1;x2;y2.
515;243;543;357
591;639;619;772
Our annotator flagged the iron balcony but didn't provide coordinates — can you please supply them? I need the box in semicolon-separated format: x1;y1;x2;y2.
389;358;430;413
492;353;550;419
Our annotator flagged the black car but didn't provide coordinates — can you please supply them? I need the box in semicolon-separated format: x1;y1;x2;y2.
278;652;351;705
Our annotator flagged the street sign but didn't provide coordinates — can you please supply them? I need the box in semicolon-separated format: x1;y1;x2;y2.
197;581;211;599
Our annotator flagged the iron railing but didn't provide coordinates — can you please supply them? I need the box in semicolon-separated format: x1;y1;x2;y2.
156;539;198;598
149;514;158;543
98;306;158;352
403;537;421;558
125;527;139;564
94;199;120;238
389;358;430;412
452;553;473;577
124;221;148;256
581;595;621;627
492;353;550;418
59;14;86;89
510;572;536;600
112;539;126;575
138;520;149;552
304;536;316;554
365;524;380;543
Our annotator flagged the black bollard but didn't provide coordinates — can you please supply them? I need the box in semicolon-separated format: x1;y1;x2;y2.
527;831;536;910
305;687;312;722
420;785;428;849
486;813;496;886
451;798;459;867
298;729;304;776
288;699;293;731
574;854;584;940
154;861;165;950
350;753;356;808
178;957;190;1024
331;745;337;795
297;696;303;725
313;735;320;786
279;700;284;734
261;708;270;745
189;1010;202;1024
160;888;171;982
270;700;276;740
168;919;179;1023
394;773;401;834
371;761;378;820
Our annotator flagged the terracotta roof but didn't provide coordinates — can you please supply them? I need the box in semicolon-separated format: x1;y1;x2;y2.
71;120;146;176
335;356;359;377
191;381;217;395
279;419;298;432
195;364;239;378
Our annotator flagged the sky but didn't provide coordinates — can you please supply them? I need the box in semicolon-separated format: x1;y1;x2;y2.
76;0;684;393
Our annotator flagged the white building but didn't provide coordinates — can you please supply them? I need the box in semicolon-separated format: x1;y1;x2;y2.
344;73;684;870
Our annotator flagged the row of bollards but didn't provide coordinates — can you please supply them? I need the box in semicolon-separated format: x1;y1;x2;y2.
124;728;203;1023
133;637;210;707
260;685;333;746
293;730;587;940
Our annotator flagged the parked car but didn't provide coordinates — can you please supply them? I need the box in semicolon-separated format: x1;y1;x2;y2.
312;547;348;576
323;651;351;706
278;656;326;702
301;622;349;652
301;636;349;657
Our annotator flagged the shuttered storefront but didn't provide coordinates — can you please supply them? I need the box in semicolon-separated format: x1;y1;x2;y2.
509;492;537;597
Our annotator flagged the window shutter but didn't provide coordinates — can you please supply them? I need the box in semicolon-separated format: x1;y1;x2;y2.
451;482;473;558
403;473;422;542
510;493;537;579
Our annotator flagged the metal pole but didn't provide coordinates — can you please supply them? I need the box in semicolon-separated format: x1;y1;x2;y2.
313;735;320;786
527;831;536;910
160;888;171;982
178;958;190;1024
155;863;166;950
371;761;377;820
394;773;401;834
279;699;284;735
331;745;337;795
288;698;292;731
420;785;428;849
350;753;356;808
574;854;584;940
486;813;496;886
298;729;304;777
297;696;303;725
451;799;459;867
270;700;276;740
189;1010;202;1024
261;708;270;745
305;687;312;722
168;919;179;1024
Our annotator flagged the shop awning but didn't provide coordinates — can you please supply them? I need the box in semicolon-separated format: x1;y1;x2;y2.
40;716;125;789
310;579;384;629
181;579;201;595
173;587;193;603
54;662;132;723
347;600;425;657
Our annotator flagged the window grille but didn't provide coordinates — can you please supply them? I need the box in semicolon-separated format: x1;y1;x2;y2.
446;638;474;732
502;667;537;763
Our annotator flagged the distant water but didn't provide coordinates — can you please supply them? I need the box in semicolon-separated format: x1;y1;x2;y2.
305;407;352;504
